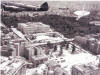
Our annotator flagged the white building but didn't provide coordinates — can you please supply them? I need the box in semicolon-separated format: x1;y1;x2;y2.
72;64;100;75
18;22;52;34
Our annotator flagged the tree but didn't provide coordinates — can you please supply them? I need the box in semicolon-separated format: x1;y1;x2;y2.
59;45;63;56
54;45;57;52
34;48;37;56
71;44;75;54
47;41;53;49
66;42;69;50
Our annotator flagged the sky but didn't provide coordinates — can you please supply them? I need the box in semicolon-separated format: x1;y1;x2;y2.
2;0;100;1
2;0;100;11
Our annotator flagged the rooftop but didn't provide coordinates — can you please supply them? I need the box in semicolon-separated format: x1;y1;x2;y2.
32;54;48;61
89;21;100;26
0;56;26;75
11;28;26;39
18;22;50;27
73;63;100;73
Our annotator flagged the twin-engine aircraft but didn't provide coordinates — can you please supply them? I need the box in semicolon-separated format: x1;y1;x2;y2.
1;1;49;12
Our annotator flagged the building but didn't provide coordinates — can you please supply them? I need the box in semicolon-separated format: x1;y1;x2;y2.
11;27;26;40
89;21;100;32
46;60;60;70
1;45;16;57
11;39;26;56
74;36;88;46
72;64;100;75
18;22;52;34
89;21;100;26
95;41;100;54
74;35;100;54
1;45;11;56
24;45;45;61
25;32;64;41
13;43;20;56
54;67;68;75
9;38;27;56
0;56;27;75
26;64;48;75
1;38;26;57
31;54;48;67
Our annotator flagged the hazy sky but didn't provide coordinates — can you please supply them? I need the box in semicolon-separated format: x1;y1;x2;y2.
2;0;100;1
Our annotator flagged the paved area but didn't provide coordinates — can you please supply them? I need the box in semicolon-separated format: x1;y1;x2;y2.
25;42;99;75
48;43;99;75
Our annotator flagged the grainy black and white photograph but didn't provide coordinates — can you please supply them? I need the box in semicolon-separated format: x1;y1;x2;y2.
0;0;100;75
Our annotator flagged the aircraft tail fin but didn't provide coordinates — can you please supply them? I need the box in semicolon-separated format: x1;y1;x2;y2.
39;2;49;11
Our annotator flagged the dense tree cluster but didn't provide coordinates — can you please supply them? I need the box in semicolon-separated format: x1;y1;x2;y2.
1;11;100;38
